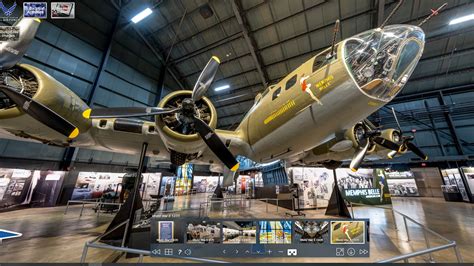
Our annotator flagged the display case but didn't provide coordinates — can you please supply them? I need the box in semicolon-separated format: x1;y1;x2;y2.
440;169;470;202
441;185;463;202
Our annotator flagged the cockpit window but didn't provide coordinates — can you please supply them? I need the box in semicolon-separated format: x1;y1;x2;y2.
312;46;338;73
393;40;421;82
343;25;424;102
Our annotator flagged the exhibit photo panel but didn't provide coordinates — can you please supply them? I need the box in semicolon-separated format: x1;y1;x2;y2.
287;167;334;209
336;168;392;205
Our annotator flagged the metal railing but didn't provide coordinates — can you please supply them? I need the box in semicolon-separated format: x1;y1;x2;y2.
198;194;253;217
64;199;123;217
349;203;462;263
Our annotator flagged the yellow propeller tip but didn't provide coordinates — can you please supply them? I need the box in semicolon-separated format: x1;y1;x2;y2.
34;18;41;23
82;109;91;119
388;155;393;159
230;163;240;172
212;56;221;64
350;168;357;172
68;128;80;139
424;156;428;160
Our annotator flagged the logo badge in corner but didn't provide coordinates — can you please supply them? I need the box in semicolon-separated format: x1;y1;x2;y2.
0;0;19;23
23;2;47;19
51;2;75;19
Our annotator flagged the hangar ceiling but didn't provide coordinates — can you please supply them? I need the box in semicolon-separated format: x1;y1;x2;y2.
99;0;472;130
56;0;474;131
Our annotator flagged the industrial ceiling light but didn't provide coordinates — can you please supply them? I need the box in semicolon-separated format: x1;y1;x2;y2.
449;14;474;25
214;85;230;92
131;8;153;24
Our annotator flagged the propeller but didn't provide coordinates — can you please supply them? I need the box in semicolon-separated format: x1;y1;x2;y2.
0;85;79;138
0;18;81;139
388;107;428;160
192;56;220;102
0;17;41;70
350;139;370;172
349;125;400;172
83;56;240;171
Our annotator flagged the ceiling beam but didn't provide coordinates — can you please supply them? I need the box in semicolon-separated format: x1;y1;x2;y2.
231;0;269;88
377;0;385;27
109;0;187;90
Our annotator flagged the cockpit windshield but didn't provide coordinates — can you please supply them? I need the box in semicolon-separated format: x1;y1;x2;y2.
343;25;425;102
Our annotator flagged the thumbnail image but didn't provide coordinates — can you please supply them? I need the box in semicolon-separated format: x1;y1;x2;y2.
157;221;176;243
51;2;75;19
186;221;221;244
294;221;329;244
330;221;365;244
223;221;257;244
258;221;292;244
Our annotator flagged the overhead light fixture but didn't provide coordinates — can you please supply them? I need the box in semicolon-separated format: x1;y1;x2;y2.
214;85;230;92
131;8;153;24
449;14;474;25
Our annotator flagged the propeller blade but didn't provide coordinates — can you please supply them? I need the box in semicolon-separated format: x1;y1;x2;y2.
406;141;428;160
192;56;220;102
373;136;400;151
83;107;180;119
391;107;402;133
349;140;370;172
0;18;41;70
193;117;239;171
0;85;79;138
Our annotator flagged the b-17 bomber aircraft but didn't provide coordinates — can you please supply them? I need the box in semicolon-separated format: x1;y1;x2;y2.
0;2;446;185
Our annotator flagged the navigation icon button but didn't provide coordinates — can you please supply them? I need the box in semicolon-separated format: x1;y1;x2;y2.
347;248;356;256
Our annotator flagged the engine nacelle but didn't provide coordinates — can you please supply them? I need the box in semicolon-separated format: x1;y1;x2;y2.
344;122;376;153
155;90;217;156
0;64;91;143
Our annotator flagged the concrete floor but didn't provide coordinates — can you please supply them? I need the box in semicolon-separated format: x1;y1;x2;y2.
0;196;472;263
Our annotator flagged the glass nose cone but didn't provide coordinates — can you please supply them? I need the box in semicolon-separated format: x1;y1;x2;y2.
343;25;425;102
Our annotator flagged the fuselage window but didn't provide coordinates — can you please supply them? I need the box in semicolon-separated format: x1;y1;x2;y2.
285;75;297;90
272;87;281;100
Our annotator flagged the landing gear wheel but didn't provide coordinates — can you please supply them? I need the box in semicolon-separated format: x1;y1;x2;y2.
322;160;342;170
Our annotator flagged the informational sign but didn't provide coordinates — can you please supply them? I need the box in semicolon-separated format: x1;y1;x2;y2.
0;26;18;41
176;164;193;195
441;168;469;202
193;176;220;193
288;167;335;209
160;176;176;197
385;170;419;197
142;173;162;200
336;168;391;205
157;221;174;243
461;167;474;196
73;172;125;200
387;178;419;196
